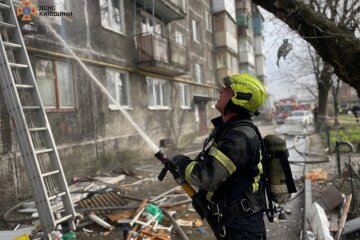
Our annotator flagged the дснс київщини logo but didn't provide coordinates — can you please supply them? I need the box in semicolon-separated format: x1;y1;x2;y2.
17;1;37;21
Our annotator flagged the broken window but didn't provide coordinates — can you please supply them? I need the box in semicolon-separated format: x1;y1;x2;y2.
147;77;171;109
106;68;130;109
35;58;75;110
100;0;125;34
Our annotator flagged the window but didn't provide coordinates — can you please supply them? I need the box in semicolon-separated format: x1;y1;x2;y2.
175;30;184;45
141;14;163;34
147;77;171;109
205;11;212;32
195;63;203;83
179;84;191;109
35;58;75;110
216;53;226;68
106;68;130;110
211;88;218;108
100;0;125;34
192;19;200;42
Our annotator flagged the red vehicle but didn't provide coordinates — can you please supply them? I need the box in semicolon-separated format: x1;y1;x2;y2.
274;98;299;124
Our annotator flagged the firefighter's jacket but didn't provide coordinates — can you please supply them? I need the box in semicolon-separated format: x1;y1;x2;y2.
176;115;265;231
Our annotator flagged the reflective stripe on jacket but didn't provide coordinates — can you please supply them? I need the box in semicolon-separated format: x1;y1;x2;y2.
180;115;264;205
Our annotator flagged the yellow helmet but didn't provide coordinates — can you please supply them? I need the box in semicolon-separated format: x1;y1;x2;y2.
223;73;267;115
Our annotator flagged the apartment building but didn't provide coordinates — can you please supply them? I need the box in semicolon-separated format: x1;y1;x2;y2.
0;0;268;199
0;0;219;199
235;0;270;115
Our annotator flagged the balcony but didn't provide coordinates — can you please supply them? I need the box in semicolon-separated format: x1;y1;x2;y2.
136;0;186;23
135;33;188;76
239;51;255;66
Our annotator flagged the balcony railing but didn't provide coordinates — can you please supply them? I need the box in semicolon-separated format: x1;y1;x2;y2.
135;33;188;76
136;0;186;23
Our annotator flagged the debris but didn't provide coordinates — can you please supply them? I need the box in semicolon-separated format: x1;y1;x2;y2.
335;194;352;240
305;169;328;181
320;185;344;210
176;219;193;227
193;219;203;228
83;228;94;233
329;212;338;233
61;231;76;240
309;202;333;240
151;186;182;202
196;227;206;234
0;227;35;239
127;199;148;240
141;227;170;240
16;234;30;240
145;204;163;222
88;212;114;230
343;217;360;235
304;231;316;240
276;39;293;67
50;231;62;239
108;209;135;222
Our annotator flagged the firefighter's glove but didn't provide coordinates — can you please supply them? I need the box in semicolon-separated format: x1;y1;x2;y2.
192;191;207;219
170;154;192;175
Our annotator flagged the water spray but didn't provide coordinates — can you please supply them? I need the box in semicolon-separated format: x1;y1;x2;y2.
38;20;196;197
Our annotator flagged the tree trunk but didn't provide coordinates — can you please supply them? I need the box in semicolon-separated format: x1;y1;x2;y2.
253;0;360;96
332;79;341;126
316;63;332;131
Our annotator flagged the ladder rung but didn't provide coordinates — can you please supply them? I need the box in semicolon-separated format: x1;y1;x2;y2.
48;192;66;201
35;148;53;154
22;106;41;110
0;3;10;9
0;21;15;28
42;170;60;178
4;42;22;48
16;84;34;89
9;63;28;68
54;214;73;225
29;127;47;132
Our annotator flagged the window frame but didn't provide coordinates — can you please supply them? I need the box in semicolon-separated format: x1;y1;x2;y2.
147;77;171;110
35;57;76;112
195;63;203;83
106;68;131;111
205;10;213;32
100;0;126;35
179;83;191;109
192;19;200;42
175;30;185;45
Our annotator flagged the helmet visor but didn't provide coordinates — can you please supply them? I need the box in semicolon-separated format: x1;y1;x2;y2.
223;76;232;87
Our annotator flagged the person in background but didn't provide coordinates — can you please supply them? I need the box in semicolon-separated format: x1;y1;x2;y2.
351;104;360;122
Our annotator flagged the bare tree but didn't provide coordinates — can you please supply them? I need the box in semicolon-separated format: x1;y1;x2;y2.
253;0;360;96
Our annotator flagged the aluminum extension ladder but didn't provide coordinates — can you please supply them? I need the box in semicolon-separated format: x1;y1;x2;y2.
0;0;75;238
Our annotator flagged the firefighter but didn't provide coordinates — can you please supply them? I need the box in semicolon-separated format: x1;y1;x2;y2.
171;73;267;240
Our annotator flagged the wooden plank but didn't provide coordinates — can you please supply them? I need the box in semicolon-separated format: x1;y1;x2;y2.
107;210;135;223
335;194;352;240
343;217;360;235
